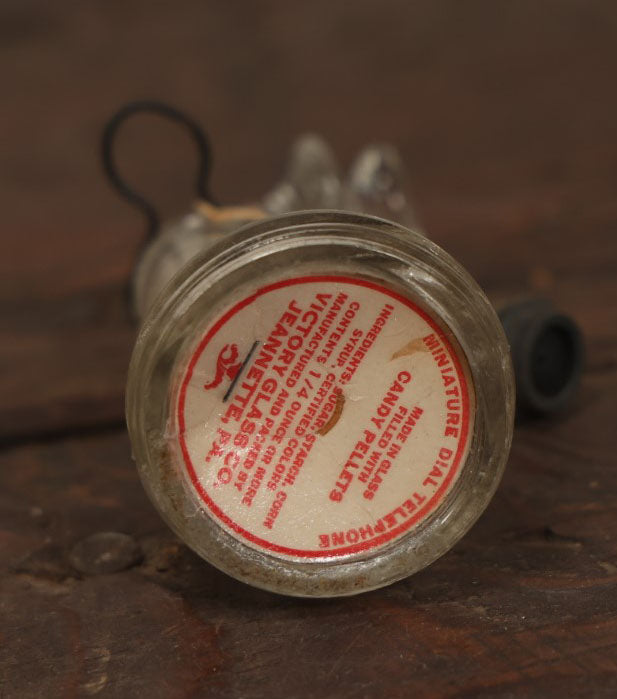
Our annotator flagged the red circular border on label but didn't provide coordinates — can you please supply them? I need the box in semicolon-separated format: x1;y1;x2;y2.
176;275;472;559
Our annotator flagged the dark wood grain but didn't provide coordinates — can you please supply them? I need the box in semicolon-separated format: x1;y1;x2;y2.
1;1;616;696
2;376;616;697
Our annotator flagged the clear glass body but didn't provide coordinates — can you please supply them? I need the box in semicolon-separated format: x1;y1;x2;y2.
126;211;515;597
132;136;417;320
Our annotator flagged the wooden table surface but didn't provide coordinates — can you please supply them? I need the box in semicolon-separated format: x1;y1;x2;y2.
2;2;617;697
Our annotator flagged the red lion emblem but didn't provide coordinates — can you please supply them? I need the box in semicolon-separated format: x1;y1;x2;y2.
204;343;242;390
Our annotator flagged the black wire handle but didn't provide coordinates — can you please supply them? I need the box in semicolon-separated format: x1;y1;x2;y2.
101;100;213;239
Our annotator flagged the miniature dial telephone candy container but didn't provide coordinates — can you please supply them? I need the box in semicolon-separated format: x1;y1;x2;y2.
105;102;582;596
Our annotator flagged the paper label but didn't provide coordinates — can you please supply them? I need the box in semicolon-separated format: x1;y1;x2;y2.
175;276;474;559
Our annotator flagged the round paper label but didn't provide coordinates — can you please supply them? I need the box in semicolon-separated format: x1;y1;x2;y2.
175;276;474;559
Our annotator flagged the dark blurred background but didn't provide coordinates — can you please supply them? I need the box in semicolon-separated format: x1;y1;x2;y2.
4;1;617;288
2;3;617;696
3;0;617;441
